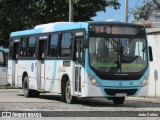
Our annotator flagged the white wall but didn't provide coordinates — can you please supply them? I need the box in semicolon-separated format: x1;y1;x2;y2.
148;34;160;97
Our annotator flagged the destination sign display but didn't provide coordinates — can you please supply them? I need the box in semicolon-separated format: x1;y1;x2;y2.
89;25;145;35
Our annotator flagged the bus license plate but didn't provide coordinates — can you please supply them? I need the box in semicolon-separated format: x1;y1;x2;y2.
116;93;126;97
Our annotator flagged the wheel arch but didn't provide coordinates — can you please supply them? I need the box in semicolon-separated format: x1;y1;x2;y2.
60;74;76;103
61;74;70;93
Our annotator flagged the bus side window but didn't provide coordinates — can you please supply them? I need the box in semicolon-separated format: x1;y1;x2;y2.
60;33;71;57
135;41;145;60
38;40;47;59
12;42;20;60
5;53;8;67
26;37;36;57
48;34;58;57
20;37;27;57
0;51;5;66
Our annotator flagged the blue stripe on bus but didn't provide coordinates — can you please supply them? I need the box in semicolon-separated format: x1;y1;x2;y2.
52;22;88;32
0;47;9;53
50;61;57;92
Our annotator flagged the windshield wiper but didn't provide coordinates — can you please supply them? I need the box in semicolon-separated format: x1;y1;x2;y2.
104;37;118;50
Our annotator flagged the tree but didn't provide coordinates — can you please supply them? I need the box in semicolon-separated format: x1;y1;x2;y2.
133;0;160;20
0;0;120;47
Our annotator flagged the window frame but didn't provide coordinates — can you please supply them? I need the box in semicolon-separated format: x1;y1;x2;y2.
19;37;28;58
36;34;49;60
47;34;59;58
9;38;20;59
0;50;6;67
26;36;36;58
59;32;72;58
9;28;86;60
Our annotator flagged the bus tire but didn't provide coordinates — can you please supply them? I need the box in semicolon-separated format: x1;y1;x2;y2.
61;80;66;102
23;76;33;98
62;80;76;104
113;97;125;104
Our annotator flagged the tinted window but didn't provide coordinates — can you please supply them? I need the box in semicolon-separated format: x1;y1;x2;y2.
38;40;47;59
9;38;20;59
5;52;8;66
89;37;147;73
20;37;27;57
0;51;4;66
13;41;20;59
48;34;58;57
60;33;71;57
26;37;36;57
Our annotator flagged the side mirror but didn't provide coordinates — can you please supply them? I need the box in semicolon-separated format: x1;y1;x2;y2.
149;46;153;61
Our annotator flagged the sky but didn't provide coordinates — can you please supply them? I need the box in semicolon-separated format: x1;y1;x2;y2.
92;0;144;23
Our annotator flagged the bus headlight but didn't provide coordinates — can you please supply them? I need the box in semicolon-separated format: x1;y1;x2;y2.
140;77;149;87
88;75;100;86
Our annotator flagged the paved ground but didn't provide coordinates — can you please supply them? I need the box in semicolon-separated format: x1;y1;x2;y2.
0;89;160;119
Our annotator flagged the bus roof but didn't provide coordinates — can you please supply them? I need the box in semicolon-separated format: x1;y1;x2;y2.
10;21;144;37
10;22;88;37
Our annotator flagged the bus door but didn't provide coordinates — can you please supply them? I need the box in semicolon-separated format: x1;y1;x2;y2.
74;36;84;96
12;40;20;86
37;36;47;90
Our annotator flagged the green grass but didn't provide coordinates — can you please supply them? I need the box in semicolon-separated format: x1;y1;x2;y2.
0;85;16;89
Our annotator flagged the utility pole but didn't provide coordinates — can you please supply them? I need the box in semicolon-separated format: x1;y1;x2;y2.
69;0;73;22
125;0;128;22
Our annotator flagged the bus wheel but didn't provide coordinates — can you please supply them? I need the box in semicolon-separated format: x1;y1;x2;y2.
23;76;33;98
64;80;76;104
113;97;125;105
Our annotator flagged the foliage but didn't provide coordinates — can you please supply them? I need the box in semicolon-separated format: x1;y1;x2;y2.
133;0;160;20
0;0;120;47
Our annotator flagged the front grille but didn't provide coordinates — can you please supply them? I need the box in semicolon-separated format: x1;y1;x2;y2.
104;89;137;96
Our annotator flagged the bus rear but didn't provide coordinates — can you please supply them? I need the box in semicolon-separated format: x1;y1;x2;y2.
84;22;152;104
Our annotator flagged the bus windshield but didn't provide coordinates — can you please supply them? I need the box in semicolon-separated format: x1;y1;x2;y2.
89;36;148;74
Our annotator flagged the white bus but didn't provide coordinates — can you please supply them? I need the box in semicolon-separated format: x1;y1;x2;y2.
8;22;152;104
0;46;9;85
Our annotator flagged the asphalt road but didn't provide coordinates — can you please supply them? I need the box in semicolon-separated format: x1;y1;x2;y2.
0;89;160;119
